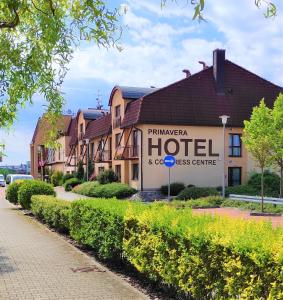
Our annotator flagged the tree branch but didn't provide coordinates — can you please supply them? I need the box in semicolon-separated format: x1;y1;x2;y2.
0;6;19;29
31;0;49;16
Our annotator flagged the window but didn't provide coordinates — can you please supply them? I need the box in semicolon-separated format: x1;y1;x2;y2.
228;167;241;186
58;147;61;161
115;133;121;149
80;145;84;155
90;143;94;159
115;165;121;182
98;167;105;174
132;164;139;180
115;105;121;118
229;134;242;157
80;123;83;133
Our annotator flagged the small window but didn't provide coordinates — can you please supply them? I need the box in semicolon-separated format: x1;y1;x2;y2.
80;145;84;155
132;164;139;180
115;105;121;118
80;123;83;133
115;165;121;182
228;167;241;186
90;142;94;159
229;134;242;157
115;133;121;149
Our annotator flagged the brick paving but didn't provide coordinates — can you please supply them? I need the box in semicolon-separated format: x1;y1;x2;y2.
193;207;283;227
0;188;150;300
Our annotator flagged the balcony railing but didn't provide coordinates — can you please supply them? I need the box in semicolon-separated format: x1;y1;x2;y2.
95;150;112;162
115;145;139;160
113;116;121;129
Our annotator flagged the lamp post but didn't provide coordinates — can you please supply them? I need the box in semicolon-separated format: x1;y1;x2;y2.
219;115;230;198
84;139;90;181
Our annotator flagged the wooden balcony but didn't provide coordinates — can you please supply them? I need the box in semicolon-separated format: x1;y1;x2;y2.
95;150;112;162
115;145;139;160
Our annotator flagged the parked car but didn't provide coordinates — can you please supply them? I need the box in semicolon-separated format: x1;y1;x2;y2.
5;174;34;185
0;174;5;187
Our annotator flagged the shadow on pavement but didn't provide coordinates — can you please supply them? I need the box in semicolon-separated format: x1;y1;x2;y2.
0;247;16;275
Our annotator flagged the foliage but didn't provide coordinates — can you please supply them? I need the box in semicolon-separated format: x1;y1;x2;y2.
242;100;273;211
225;184;258;197
160;182;185;196
170;196;224;209
221;199;283;214
176;186;219;200
72;181;99;195
62;173;74;183
64;177;81;192
97;169;118;184
248;171;280;197
0;1;120;145
5;179;25;204
86;183;136;199
31;195;70;232
18;180;55;209
51;170;63;187
0;168;16;179
76;160;84;181
86;155;94;180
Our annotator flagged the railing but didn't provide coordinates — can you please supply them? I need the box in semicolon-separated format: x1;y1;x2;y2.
95;150;112;162
115;145;139;160
229;194;283;205
113;116;121;129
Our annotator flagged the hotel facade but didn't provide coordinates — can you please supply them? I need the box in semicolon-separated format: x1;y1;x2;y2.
31;49;282;190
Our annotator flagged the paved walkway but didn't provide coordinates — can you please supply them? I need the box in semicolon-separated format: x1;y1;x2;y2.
193;207;283;227
0;188;149;300
55;186;91;201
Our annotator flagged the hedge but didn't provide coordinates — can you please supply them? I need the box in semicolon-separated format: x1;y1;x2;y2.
169;196;224;209
176;186;219;200
31;195;70;232
5;180;25;204
160;182;185;196
72;181;99;195
28;196;283;298
64;178;81;191
51;171;64;187
97;169;118;184
18;180;55;209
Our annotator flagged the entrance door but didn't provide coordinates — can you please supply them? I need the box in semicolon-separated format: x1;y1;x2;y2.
228;167;242;186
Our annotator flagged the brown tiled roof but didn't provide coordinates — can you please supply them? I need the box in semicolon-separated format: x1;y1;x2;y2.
69;118;78;146
121;60;283;128
84;114;112;140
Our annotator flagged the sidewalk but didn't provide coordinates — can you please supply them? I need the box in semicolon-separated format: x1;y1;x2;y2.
54;186;91;201
0;188;149;300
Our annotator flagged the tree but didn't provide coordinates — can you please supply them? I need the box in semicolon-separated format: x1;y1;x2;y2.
76;159;84;181
270;93;283;198
242;100;273;212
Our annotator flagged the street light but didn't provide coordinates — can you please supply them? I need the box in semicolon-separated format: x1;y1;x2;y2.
219;115;230;198
84;139;90;181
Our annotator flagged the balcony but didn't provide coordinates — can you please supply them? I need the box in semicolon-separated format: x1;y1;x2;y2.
79;132;84;140
95;150;112;162
115;145;139;160
113;116;121;129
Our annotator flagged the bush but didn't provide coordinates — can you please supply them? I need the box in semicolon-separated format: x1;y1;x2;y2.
62;173;74;183
31;195;71;232
160;182;185;196
176;186;219;200
88;183;136;199
69;199;145;260
5;180;25;204
64;178;81;191
76;160;84;180
248;171;280;197
51;171;63;187
18;180;55;209
225;184;258;197
72;181;99;195
170;196;224;209
97;169;118;184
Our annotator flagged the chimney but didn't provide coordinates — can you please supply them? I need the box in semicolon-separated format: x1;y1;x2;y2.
182;69;191;78
213;49;225;95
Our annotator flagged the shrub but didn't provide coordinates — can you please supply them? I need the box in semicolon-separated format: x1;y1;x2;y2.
31;195;71;232
51;171;64;187
72;181;99;195
18;180;55;209
225;184;258;197
76;160;84;180
160;182;185;196
97;169;118;184
248;171;280;197
64;178;81;191
88;183;136;199
176;186;219;200
170;196;224;209
5;180;25;204
62;173;74;183
69;199;145;260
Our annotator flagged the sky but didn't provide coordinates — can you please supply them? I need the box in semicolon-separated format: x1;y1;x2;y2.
0;0;283;165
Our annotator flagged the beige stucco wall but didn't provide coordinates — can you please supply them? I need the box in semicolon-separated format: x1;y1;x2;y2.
138;124;249;190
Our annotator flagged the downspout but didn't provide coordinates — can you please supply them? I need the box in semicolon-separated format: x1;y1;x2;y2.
134;126;143;191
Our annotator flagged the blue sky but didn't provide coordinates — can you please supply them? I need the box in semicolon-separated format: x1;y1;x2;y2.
1;0;283;165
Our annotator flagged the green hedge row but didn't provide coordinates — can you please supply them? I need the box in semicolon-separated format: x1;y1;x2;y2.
30;196;283;298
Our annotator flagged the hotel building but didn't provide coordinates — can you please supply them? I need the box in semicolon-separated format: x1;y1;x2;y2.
31;49;282;190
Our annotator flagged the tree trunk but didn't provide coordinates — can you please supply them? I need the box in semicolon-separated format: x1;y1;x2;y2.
280;159;283;199
261;167;264;213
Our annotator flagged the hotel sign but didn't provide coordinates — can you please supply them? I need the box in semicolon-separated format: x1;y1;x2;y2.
147;128;220;166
